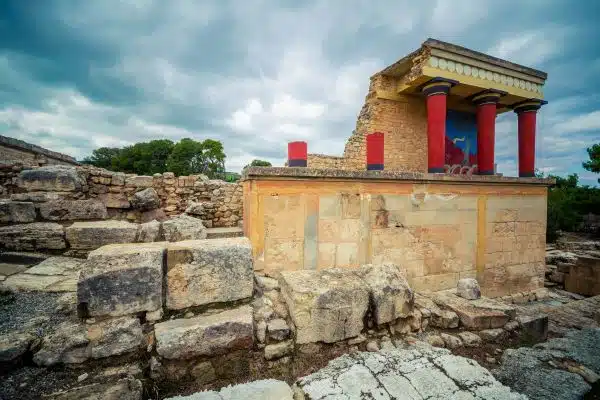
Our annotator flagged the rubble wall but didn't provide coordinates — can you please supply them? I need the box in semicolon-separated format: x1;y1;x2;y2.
0;164;242;228
243;170;550;298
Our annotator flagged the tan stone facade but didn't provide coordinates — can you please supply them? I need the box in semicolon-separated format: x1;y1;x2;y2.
243;169;550;298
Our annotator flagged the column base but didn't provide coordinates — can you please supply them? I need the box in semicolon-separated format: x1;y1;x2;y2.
288;159;307;167
367;164;384;171
428;167;445;173
478;170;495;175
519;172;535;178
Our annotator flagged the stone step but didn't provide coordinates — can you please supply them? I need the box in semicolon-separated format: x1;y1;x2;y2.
205;227;244;239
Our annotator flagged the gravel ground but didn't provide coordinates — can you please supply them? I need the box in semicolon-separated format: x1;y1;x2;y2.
0;291;70;336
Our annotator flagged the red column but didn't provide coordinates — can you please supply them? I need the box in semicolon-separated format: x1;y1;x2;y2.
514;101;543;177
422;80;453;173
366;132;384;170
288;141;307;167
473;91;502;175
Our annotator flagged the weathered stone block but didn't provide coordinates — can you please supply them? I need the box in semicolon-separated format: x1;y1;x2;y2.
77;242;165;317
565;256;600;296
431;292;515;330
0;222;66;251
39;199;108;221
162;214;207;242
0;201;36;223
516;313;548;343
33;322;90;366
166;237;253;310
131;188;161;210
155;305;253;359
18;166;86;192
125;175;153;187
87;317;144;359
99;192;130;209
355;263;414;325
279;268;369;344
137;220;161;242
457;278;481;300
66;220;139;250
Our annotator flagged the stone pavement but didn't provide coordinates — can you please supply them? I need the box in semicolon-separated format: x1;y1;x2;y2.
168;342;526;400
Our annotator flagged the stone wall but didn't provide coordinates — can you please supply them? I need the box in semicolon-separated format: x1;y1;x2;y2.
0;164;242;229
304;74;430;172
243;168;552;298
0;134;79;167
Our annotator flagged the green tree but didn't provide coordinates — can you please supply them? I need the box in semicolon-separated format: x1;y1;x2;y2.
166;138;226;177
244;159;272;169
81;147;121;169
582;143;600;183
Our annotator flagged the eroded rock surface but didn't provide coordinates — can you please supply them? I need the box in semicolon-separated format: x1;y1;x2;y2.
66;221;139;250
166;379;293;400
39;199;108;221
162;214;207;242
0;222;66;251
279;268;369;344
18;166;86;192
131;188;161;210
0;200;36;223
297;343;526;399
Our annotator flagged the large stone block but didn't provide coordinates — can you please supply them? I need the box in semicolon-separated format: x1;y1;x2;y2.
33;322;90;366
18;165;86;192
355;263;414;325
88;317;144;359
565;255;600;296
131;188;160;210
0;201;36;223
77;242;166;317
0;222;66;251
66;220;139;250
166;237;253;310
279;268;369;344
162;215;207;242
39;199;108;221
155;305;253;359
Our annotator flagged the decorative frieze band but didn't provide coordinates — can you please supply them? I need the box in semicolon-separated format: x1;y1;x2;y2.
428;56;543;95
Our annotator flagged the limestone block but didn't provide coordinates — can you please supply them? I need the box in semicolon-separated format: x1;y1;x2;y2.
137;220;161;242
440;333;463;349
516;313;548;343
355;263;414;325
0;200;36;223
414;294;459;329
87;317;144;359
10;191;70;202
131;188;161;210
457;278;481;300
430;292;515;330
77;242;165;317
264;340;294;360
155;305;253;359
279;268;369;344
162;214;207;242
18;166;86;192
458;331;482;347
166;237;253;310
479;328;507;342
66;220;139;250
565;255;600;296
0;222;66;251
267;319;291;341
39;199;108;221
99;192;130;209
125;175;153;187
33;322;90;366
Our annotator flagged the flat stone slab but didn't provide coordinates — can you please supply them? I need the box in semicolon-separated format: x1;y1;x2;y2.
39;199;108;221
296;342;526;399
1;256;83;292
165;379;293;400
18;166;86;192
495;328;600;400
155;305;253;360
429;291;516;330
0;263;28;276
66;220;140;250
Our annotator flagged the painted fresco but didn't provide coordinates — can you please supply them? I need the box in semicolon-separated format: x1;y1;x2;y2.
445;110;477;174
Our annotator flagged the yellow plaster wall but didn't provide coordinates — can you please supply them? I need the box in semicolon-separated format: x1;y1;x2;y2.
244;178;547;297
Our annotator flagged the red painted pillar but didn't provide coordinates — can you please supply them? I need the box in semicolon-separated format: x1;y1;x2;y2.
473;91;503;175
288;141;307;167
514;101;543;177
366;132;384;170
422;79;453;173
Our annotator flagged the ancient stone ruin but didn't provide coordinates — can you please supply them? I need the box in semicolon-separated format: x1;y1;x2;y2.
1;38;599;400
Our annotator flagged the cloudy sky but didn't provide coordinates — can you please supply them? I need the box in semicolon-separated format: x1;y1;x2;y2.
1;0;599;184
